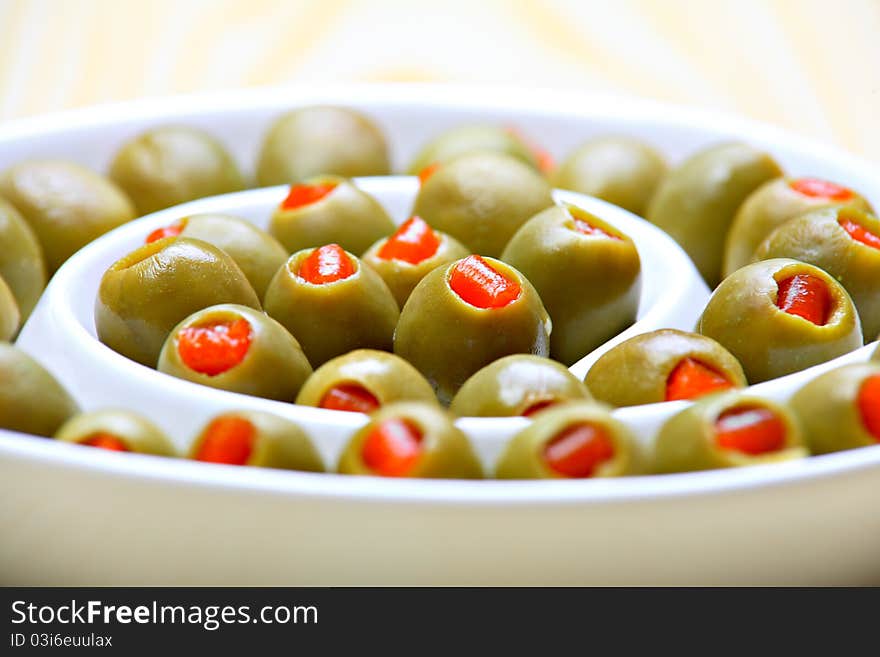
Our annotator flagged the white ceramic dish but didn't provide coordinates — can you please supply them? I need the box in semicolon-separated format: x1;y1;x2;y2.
1;85;879;585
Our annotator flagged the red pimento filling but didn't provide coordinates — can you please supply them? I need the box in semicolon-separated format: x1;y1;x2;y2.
320;384;380;413
506;126;555;174
448;255;520;308
281;182;337;211
418;163;440;185
789;177;854;202
146;223;183;244
361;418;423;477
195;416;256;465
81;433;129;452
568;206;620;240
839;215;880;250
177;318;252;376
665;358;734;402
714;406;786;455
376;216;441;265
857;375;880;441
775;274;832;325
297;244;355;284
542;423;616;478
522;399;559;417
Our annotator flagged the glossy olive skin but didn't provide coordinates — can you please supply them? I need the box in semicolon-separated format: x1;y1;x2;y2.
697;259;862;383
191;410;324;472
109;125;244;215
263;248;399;367
0;276;20;341
96;237;261;367
412;153;554;257
449;355;592;418
395;257;551;404
174;213;287;299
55;409;175;456
0;160;136;273
553;137;667;216
362;228;469;307
158;304;313;401
296;349;436;408
407;124;540;175
269;176;395;255
501;204;641;365
790;363;880;454
0;343;79;436
585;329;747;407
754;207;880;339
495;401;644;478
646;142;783;286
338;402;482;479
723;177;872;278
256;106;390;186
0;197;46;321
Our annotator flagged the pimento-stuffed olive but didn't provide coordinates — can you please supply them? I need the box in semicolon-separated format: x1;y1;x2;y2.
263;244;399;367
495;401;644;478
407;124;544;175
191;410;324;472
95;237;261;367
584;329;747;407
0;276;20;341
697;259;862;383
158;304;312;401
256;106;390;186
0;160;136;273
501;204;641;365
361;216;469;307
0;197;46;321
754;207;880;339
654;392;807;473
337;402;482;479
723;177;872;277
412;152;554;257
108;125;244;215
268;176;395;256
553;136;668;216
394;255;551;404
145;213;287;299
789;363;880;454
449;355;592;418
295;349;436;412
646;142;783;286
55;409;175;456
0;343;79;436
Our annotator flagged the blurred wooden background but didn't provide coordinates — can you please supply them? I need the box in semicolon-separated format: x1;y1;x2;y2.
1;0;878;164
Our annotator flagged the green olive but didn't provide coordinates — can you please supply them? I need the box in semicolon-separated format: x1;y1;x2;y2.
55;409;175;456
269;176;395;255
256;106;390;186
190;410;324;472
295;349;436;409
158;304;312;401
753;207;880;339
501;204;641;365
95;237;261;367
337;401;482;479
495;401;644;478
449;355;592;418
553;136;668;216
654;391;807;473
584;329;747;407
412;152;554;257
263;246;399;367
0;160;136;273
407;124;540;175
0;275;20;341
0;343;79;436
697;259;862;383
394;256;551;404
646;142;783;286
109;125;244;215
0;197;46;321
723;177;873;277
